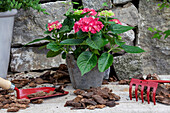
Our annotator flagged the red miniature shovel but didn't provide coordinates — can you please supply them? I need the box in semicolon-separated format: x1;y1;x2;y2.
0;77;69;100
129;78;170;105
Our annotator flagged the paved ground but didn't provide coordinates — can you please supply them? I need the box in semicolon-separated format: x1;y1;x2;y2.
1;75;170;113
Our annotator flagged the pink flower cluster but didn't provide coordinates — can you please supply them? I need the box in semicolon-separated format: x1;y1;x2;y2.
81;8;97;16
73;16;104;34
109;19;122;25
47;21;62;31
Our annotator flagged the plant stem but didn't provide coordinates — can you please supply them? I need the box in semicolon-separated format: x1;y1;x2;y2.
108;48;113;53
88;32;91;39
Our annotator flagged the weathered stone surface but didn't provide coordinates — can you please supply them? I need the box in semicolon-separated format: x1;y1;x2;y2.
113;53;142;80
120;23;135;46
82;0;112;11
12;1;72;46
138;0;170;75
112;0;132;5
10;47;65;72
112;2;138;27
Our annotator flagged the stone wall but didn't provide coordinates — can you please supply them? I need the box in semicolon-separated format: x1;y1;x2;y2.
10;0;170;79
138;0;170;75
11;1;71;72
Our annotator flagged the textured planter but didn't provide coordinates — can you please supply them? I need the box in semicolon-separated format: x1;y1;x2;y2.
0;9;17;78
66;54;104;89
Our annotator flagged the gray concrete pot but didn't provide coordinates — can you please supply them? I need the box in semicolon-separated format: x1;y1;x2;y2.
0;9;17;78
66;54;104;89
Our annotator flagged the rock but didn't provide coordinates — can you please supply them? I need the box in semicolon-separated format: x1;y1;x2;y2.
120;23;135;45
138;0;170;75
12;1;72;46
112;0;132;5
10;47;65;72
113;53;143;80
112;2;138;27
82;0;112;11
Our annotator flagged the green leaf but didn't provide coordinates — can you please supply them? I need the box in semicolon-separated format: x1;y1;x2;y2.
25;36;53;46
148;27;153;32
111;48;123;53
38;45;46;50
86;32;104;49
58;25;70;33
98;53;113;72
114;38;125;46
164;30;170;39
46;42;63;52
77;30;88;39
152;33;161;39
109;24;134;34
44;30;51;34
77;51;97;76
62;52;66;59
102;2;108;7
72;2;79;4
121;45;145;53
60;39;84;45
46;50;62;58
62;17;75;30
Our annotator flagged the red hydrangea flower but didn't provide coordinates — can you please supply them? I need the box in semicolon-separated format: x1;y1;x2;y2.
47;21;62;31
109;19;122;25
82;8;97;16
73;16;104;34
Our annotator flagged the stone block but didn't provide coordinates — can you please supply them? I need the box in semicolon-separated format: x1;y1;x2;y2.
82;0;112;11
12;1;72;46
112;2;138;27
112;0;132;5
10;47;65;72
113;53;142;80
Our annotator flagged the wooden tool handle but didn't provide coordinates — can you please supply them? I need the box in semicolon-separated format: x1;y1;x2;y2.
0;77;12;90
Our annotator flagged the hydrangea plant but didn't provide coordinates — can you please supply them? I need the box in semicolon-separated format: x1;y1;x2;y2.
27;8;145;76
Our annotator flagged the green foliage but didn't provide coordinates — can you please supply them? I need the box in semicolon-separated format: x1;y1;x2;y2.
148;27;170;39
77;51;97;76
147;0;169;39
0;0;47;14
60;39;84;45
108;24;134;34
26;3;145;76
121;45;145;53
98;53;113;72
157;0;170;10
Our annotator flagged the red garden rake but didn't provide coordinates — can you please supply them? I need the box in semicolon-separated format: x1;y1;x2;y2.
129;78;170;105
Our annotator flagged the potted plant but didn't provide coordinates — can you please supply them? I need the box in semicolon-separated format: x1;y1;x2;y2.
27;8;145;89
0;0;47;78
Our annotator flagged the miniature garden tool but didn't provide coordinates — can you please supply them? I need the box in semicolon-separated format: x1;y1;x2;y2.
129;78;170;105
0;77;69;100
